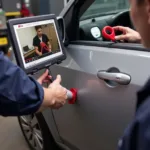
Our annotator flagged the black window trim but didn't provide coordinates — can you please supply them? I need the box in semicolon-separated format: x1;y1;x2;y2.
70;40;150;52
62;0;95;41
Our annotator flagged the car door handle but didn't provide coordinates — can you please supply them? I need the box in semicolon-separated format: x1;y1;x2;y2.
97;71;131;85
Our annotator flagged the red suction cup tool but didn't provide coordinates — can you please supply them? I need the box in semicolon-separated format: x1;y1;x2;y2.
102;26;116;42
67;88;77;104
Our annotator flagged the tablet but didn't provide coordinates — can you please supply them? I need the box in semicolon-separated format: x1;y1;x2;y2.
7;14;66;74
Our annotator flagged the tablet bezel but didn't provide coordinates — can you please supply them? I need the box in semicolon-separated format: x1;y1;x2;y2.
7;14;66;74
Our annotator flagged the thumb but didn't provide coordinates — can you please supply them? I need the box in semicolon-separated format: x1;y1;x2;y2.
115;35;128;41
53;75;62;84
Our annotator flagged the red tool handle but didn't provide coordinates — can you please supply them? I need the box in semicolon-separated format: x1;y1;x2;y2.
102;26;115;42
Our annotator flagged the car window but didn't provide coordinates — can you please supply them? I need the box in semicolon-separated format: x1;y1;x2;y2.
75;0;146;51
81;0;129;20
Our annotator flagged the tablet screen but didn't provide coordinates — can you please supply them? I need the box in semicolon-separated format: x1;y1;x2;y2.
13;19;63;69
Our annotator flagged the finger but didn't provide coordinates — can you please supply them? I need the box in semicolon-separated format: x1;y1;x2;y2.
113;26;126;32
58;103;64;108
115;35;128;41
62;100;66;105
43;80;50;83
64;88;68;95
50;99;55;106
53;75;62;84
48;75;52;79
45;76;52;80
56;105;63;109
52;103;63;109
64;89;68;100
61;87;67;94
60;102;66;107
120;40;125;43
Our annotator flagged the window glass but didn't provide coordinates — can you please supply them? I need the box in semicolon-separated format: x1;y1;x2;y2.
81;0;129;20
78;0;138;45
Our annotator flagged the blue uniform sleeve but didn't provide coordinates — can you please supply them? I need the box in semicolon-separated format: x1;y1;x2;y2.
0;51;44;116
134;99;150;150
118;97;150;150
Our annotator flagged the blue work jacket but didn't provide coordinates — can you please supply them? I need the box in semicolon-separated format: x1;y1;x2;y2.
119;78;150;150
0;51;44;116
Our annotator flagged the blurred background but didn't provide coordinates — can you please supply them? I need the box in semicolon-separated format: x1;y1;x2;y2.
1;0;68;18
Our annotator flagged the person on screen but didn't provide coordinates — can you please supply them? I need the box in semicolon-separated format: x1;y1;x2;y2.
33;26;52;56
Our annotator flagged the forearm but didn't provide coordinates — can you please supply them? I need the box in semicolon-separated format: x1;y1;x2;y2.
37;88;53;112
38;88;52;110
47;41;50;46
47;42;51;50
36;50;41;55
35;47;41;55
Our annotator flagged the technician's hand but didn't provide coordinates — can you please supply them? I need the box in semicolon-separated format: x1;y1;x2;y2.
113;26;141;43
40;75;67;111
48;75;67;109
37;69;51;85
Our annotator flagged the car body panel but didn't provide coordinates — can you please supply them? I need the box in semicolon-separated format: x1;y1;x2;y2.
50;44;150;150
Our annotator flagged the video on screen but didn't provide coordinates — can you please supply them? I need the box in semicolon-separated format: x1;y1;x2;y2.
16;23;61;64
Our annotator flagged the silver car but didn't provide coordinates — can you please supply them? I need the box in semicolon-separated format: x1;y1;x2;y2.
17;0;148;150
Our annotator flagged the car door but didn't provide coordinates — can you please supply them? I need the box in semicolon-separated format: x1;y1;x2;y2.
51;0;150;150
